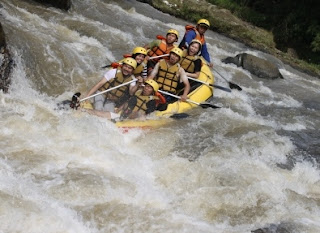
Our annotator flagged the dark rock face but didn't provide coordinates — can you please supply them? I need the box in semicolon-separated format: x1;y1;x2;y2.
222;53;284;80
0;23;14;93
31;0;71;11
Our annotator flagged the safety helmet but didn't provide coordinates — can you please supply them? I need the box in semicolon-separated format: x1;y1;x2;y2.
189;39;202;51
132;47;147;56
170;47;183;58
167;29;179;39
122;57;137;69
197;19;210;28
145;79;159;92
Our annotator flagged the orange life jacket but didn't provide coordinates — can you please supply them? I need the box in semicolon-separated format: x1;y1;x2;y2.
147;35;175;63
181;25;206;49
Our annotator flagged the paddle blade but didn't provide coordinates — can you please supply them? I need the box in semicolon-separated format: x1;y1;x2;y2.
101;64;112;69
170;113;190;119
213;84;232;93
199;103;221;109
229;82;242;91
56;100;72;110
70;92;81;109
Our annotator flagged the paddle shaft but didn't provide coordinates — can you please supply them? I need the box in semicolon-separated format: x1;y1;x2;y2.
79;79;136;102
212;68;242;91
102;54;170;68
158;90;199;105
158;90;220;109
187;76;231;93
202;58;242;91
149;54;169;60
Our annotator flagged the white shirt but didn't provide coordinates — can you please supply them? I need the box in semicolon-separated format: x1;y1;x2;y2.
103;69;137;86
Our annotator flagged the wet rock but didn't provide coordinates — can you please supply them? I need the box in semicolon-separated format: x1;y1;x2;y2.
0;23;13;93
222;53;284;79
31;0;71;11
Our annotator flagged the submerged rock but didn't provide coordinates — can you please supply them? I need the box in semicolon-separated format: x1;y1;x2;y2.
222;53;284;80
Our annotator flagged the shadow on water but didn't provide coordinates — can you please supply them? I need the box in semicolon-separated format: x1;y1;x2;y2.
165;109;218;162
277;129;320;170
252;222;295;233
253;99;320;170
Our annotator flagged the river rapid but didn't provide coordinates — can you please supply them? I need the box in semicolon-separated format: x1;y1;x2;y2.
1;0;320;232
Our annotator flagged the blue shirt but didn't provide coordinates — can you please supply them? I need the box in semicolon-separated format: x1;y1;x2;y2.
182;30;211;63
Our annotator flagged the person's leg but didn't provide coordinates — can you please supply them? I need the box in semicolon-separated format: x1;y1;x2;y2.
94;93;106;110
103;100;115;112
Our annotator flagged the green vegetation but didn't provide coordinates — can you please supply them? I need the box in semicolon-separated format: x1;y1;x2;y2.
207;0;320;64
141;0;320;76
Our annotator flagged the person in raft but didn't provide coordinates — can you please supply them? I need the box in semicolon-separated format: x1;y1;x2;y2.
180;39;202;79
130;46;149;81
144;28;179;73
84;80;160;120
84;57;139;113
147;47;190;105
110;46;149;89
179;19;213;67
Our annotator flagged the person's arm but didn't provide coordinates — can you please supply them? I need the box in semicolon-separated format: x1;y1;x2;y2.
129;76;142;95
128;76;138;95
144;40;160;50
178;68;190;102
184;30;196;48
186;71;200;79
85;77;107;98
201;42;213;67
85;69;117;98
120;96;137;119
141;62;148;80
147;62;160;80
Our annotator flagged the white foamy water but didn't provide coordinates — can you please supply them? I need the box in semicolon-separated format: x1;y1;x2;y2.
1;0;320;232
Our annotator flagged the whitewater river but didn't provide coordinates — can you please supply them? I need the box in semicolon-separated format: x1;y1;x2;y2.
1;0;320;232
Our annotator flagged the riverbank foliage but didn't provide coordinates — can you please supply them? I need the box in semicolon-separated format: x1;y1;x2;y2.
207;0;320;64
139;0;320;77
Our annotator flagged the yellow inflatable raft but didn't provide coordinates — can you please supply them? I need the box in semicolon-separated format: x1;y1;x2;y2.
115;63;214;129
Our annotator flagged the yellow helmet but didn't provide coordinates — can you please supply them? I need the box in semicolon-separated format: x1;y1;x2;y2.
170;47;183;58
197;19;210;28
122;57;137;69
132;47;147;56
189;39;202;50
167;29;179;39
145;79;159;92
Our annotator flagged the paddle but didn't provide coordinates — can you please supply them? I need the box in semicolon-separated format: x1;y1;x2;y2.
212;68;242;91
80;79;136;102
187;76;231;93
158;90;221;109
170;113;190;119
101;54;170;69
65;79;137;109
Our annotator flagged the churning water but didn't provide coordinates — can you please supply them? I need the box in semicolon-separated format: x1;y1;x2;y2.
1;0;320;232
